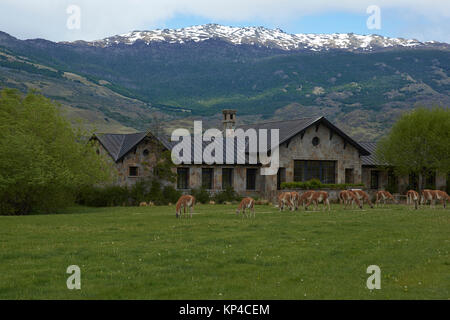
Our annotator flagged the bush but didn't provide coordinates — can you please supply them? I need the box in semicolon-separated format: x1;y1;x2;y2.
129;180;152;205
191;187;211;204
162;185;182;205
281;179;365;190
148;180;164;205
76;185;129;207
213;186;240;204
76;179;183;207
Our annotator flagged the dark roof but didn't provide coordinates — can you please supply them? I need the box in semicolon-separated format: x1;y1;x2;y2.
94;116;371;163
359;142;387;166
94;131;172;162
239;116;370;156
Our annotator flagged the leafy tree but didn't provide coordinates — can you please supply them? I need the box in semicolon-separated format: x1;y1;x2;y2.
376;107;450;190
0;89;112;214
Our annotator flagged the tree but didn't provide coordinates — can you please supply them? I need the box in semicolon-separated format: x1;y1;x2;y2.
376;107;450;190
0;89;113;214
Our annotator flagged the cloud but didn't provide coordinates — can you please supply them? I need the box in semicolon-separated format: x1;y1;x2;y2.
0;0;449;41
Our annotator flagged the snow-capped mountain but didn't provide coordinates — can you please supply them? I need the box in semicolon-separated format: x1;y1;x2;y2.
85;24;445;51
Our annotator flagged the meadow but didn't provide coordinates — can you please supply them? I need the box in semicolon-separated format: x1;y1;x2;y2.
0;204;449;299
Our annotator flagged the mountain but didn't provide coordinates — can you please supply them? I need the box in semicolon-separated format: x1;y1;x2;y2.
83;24;449;52
0;24;449;140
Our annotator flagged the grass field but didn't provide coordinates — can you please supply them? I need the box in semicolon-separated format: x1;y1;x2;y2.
0;204;449;299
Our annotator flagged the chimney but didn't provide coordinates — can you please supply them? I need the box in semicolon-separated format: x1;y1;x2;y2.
222;109;236;135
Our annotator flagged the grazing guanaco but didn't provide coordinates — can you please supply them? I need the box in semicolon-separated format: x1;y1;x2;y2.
298;191;315;210
421;189;435;208
305;191;331;211
290;191;301;210
351;189;374;208
406;190;419;210
375;190;396;207
236;197;255;218
421;189;450;209
278;192;295;211
340;190;362;209
175;195;195;218
434;190;449;209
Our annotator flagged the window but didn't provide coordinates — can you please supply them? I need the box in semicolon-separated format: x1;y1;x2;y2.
312;137;320;146
294;160;336;183
222;168;233;189
277;167;286;190
202;168;214;189
345;168;354;184
387;170;398;192
177;168;189;189
143;149;149;156
370;170;379;189
246;168;257;190
129;166;138;177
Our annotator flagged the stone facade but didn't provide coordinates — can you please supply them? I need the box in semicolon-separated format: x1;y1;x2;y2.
94;115;367;203
362;166;448;193
94;135;168;186
177;165;262;198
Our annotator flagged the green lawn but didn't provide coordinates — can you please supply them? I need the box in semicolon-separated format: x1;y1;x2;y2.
0;204;449;299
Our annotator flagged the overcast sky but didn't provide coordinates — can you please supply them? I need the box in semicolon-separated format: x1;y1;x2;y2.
0;0;449;42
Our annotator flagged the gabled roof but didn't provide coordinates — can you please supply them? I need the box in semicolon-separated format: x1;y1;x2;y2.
94;116;371;163
359;142;388;166
94;131;172;162
238;116;370;156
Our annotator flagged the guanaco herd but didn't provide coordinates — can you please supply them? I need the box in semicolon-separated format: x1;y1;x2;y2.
174;189;449;218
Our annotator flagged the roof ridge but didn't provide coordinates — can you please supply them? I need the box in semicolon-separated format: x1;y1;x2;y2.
96;131;145;136
238;116;320;127
115;134;127;161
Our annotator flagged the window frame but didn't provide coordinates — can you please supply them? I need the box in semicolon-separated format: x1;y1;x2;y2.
201;168;214;190
277;167;286;190
222;168;234;189
345;168;354;184
177;167;190;190
128;166;139;177
293;160;336;184
246;168;257;190
370;170;379;189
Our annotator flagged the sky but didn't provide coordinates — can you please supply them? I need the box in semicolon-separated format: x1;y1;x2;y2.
0;0;449;43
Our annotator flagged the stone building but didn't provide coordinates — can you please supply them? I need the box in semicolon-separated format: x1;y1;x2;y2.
92;131;173;186
360;142;449;193
92;110;377;201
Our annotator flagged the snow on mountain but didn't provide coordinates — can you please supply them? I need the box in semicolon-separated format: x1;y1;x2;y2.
85;24;442;51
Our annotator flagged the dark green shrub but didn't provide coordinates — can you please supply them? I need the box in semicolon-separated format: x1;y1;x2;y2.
162;185;182;205
191;187;210;204
281;180;365;190
213;186;239;204
76;185;129;207
148;180;164;205
129;180;152;205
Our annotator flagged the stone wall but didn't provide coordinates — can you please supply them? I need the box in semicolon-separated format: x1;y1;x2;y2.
264;123;363;202
362;167;448;193
180;165;261;198
94;135;168;186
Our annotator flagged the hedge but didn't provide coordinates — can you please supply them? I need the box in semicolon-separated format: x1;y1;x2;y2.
281;179;364;190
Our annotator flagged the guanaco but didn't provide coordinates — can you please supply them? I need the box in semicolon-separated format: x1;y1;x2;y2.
175;195;195;218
